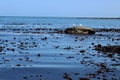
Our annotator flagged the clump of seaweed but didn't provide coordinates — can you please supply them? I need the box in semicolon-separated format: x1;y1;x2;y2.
94;44;120;54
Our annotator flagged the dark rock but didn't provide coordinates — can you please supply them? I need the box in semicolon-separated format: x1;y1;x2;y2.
64;26;95;34
94;44;120;54
63;73;72;80
63;46;73;50
107;54;113;58
0;46;3;52
95;28;120;33
41;37;47;41
16;64;21;66
23;76;27;79
91;43;94;45
79;50;85;53
79;78;90;80
54;46;59;49
37;54;41;57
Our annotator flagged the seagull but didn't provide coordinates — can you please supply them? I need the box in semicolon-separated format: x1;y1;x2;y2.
79;24;83;26
73;24;76;26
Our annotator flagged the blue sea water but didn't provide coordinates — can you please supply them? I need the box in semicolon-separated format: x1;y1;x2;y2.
0;16;120;29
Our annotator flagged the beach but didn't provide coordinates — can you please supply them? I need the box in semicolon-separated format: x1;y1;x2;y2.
0;17;120;80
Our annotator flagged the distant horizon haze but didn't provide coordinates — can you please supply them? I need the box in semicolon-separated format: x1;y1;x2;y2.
1;15;120;18
0;0;120;17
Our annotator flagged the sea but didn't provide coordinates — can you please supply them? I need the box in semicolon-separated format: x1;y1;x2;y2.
0;16;120;29
0;16;120;80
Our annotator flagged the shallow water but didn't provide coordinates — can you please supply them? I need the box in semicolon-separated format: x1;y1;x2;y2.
0;16;120;29
0;17;120;80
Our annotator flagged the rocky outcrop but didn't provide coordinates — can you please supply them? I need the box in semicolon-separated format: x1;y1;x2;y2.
64;25;95;34
94;44;120;54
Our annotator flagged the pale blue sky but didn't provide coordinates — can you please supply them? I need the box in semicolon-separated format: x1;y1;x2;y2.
0;0;120;17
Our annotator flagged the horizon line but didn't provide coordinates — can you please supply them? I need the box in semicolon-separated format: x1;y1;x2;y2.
0;15;120;19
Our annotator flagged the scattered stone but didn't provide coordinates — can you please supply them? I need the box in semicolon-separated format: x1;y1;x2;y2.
41;37;47;41
63;46;73;50
91;43;94;45
6;48;15;52
23;76;27;79
79;50;85;53
66;56;74;59
63;73;72;80
94;44;120;54
95;28;120;33
16;64;21;66
54;46;59;49
0;46;3;52
74;72;80;75
79;78;89;80
107;54;113;58
37;54;41;57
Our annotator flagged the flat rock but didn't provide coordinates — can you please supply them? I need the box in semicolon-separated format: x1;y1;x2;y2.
64;26;95;34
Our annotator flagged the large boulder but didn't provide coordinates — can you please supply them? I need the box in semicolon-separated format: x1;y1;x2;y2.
64;25;95;34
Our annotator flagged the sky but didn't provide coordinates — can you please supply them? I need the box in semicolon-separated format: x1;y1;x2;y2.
0;0;120;17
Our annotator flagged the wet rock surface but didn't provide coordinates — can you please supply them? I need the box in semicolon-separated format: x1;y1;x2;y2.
95;44;120;54
95;28;120;33
64;26;95;34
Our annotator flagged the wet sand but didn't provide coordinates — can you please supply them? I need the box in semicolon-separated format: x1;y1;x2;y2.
0;28;120;80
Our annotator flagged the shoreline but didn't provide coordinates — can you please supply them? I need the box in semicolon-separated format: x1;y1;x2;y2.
0;27;120;80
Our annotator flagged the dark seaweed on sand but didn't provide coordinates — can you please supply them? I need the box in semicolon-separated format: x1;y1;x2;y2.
94;44;120;54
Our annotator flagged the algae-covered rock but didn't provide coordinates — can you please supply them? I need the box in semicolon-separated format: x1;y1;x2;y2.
64;25;95;34
94;44;120;54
